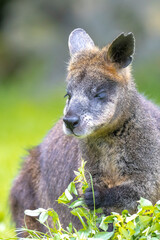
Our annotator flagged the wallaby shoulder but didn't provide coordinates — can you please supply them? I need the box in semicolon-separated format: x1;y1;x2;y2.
139;94;160;131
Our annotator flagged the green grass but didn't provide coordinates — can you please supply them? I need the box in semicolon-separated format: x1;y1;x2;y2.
134;57;160;105
0;62;66;238
0;57;160;239
0;89;65;238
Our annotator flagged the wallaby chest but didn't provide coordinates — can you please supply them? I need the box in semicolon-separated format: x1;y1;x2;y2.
80;136;128;188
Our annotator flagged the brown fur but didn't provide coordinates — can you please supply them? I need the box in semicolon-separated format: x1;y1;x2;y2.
68;47;131;84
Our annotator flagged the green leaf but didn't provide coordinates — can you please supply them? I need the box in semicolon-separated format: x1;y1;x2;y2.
69;199;84;208
134;224;141;236
65;189;73;201
99;219;109;231
156;200;160;205
126;213;138;223
95;208;103;214
150;222;160;232
48;209;59;223
74;170;80;176
150;238;160;240
93;231;114;239
74;174;83;182
58;192;70;204
68;182;78;196
122;209;129;216
71;207;90;228
126;221;135;229
74;212;87;229
66;222;72;233
154;212;160;220
156;205;160;211
126;221;136;236
72;183;78;196
24;208;45;217
99;216;114;231
139;198;153;208
71;207;89;218
39;211;48;223
102;215;115;223
119;227;129;239
53;233;61;240
139;215;152;229
82;182;89;193
78;228;91;238
155;200;160;210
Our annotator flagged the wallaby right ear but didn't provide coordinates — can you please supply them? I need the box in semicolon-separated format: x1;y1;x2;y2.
68;28;95;56
107;33;135;68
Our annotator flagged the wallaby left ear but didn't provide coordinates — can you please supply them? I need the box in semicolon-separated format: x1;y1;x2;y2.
107;32;135;68
68;28;95;56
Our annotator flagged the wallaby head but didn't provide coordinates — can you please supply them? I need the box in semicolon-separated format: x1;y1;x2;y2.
63;28;135;137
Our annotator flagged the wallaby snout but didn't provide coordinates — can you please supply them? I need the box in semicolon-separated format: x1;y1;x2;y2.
63;115;80;131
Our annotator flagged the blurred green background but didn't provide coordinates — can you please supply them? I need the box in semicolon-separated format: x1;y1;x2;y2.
0;0;160;238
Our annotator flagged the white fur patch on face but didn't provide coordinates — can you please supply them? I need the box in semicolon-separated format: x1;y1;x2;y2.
63;85;119;137
74;114;94;137
63;100;69;115
82;114;93;125
63;100;117;137
82;101;116;135
63;122;73;135
96;101;116;125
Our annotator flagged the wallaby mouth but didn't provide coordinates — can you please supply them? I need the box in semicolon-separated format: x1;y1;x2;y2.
63;119;80;137
63;116;80;132
63;118;89;138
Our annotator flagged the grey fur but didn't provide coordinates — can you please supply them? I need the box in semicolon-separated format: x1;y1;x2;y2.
68;28;95;56
10;30;160;236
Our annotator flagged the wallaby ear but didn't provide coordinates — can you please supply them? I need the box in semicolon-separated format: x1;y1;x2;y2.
68;28;95;56
107;32;135;68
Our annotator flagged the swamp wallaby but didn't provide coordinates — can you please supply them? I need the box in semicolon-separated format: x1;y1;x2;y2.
10;28;160;234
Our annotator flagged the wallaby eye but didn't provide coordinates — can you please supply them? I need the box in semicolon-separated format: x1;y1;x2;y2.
64;93;71;101
94;91;106;99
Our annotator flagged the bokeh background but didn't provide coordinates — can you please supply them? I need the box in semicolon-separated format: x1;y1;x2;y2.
0;0;160;238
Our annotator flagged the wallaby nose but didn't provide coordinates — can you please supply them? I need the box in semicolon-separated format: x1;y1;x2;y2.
63;116;80;131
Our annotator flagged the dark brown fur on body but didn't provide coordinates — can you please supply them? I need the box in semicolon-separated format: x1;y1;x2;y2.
10;29;160;235
10;121;82;233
